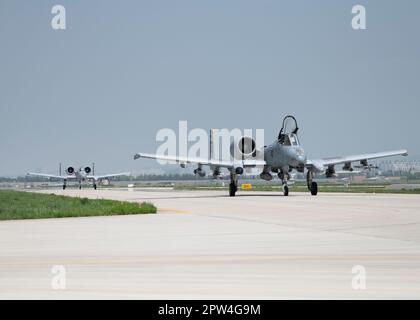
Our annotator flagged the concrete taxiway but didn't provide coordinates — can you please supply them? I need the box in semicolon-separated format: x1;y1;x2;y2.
1;188;420;299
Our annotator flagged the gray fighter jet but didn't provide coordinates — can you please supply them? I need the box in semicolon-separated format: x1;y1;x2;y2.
134;115;408;197
27;165;130;190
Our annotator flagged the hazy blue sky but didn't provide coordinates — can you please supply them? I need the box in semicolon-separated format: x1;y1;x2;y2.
0;0;419;176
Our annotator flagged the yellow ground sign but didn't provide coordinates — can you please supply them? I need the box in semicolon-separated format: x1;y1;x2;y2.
241;183;252;190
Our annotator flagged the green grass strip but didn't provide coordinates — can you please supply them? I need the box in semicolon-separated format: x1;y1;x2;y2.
0;190;156;221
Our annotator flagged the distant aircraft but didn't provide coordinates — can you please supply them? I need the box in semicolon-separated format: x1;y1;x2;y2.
134;115;408;197
27;164;130;189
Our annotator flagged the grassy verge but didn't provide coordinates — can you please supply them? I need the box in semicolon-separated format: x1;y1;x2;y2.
0;190;156;221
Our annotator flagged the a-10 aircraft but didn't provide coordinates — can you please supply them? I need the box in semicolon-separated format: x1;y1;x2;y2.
134;115;408;197
27;165;130;190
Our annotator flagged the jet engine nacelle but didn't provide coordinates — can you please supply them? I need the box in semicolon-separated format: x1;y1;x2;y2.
325;165;336;178
194;168;206;177
260;172;273;181
66;167;75;175
230;136;257;160
84;166;92;174
342;162;353;172
212;167;221;178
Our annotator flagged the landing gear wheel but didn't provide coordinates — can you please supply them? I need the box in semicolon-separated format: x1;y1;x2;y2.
229;183;237;197
63;185;66;190
79;185;82;190
306;172;312;190
93;184;97;190
283;185;289;196
310;181;318;196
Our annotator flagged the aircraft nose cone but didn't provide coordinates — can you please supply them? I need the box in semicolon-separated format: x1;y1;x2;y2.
288;148;306;167
291;150;307;167
297;155;306;164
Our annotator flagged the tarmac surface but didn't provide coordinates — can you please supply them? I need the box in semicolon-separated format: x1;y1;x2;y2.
1;188;420;299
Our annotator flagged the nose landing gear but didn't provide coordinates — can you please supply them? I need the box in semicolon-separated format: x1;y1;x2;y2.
282;184;289;196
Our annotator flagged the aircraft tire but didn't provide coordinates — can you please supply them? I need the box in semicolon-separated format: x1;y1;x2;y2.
229;183;236;197
283;185;289;196
310;182;318;196
93;184;97;190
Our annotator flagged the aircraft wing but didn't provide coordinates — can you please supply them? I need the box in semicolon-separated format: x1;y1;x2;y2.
134;152;266;168
88;172;131;180
27;172;75;180
306;149;408;172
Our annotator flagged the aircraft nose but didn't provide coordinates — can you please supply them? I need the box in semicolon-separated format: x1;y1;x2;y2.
297;154;306;164
292;149;306;166
287;148;306;167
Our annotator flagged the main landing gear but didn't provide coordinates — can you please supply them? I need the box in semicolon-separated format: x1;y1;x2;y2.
278;170;290;196
229;170;238;197
93;183;97;190
228;167;245;197
62;179;67;190
307;170;318;196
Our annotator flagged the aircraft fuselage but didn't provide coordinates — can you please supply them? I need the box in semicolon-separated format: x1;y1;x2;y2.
263;140;307;173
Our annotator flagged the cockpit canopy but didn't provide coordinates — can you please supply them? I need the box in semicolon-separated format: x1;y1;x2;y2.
279;133;300;146
278;115;300;146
